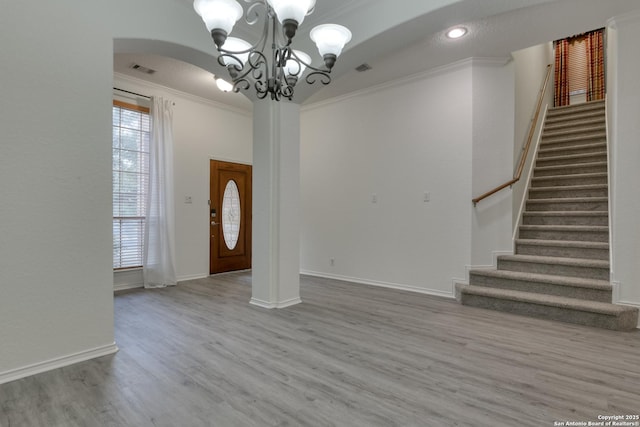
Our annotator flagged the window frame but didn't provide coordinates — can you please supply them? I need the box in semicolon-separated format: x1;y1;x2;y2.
112;100;150;270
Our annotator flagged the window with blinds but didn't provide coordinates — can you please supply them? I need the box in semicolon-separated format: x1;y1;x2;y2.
112;101;150;269
568;37;588;96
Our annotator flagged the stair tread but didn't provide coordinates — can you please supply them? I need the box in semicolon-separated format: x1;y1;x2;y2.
541;133;606;143
529;184;608;192
536;151;607;162
531;173;607;183
526;197;607;203
538;142;606;153
547;102;605;115
520;224;608;231
523;211;608;216
498;254;609;268
461;286;635;315
515;239;609;248
471;269;610;288
535;161;607;171
545;118;605;127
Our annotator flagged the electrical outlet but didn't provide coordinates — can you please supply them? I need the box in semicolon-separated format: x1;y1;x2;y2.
330;258;335;266
185;196;193;204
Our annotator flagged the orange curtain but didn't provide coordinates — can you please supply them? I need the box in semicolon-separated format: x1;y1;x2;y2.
586;29;605;101
554;39;570;107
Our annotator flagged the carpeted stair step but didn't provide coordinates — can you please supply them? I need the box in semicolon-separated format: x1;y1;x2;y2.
469;269;611;301
519;224;608;242
530;172;607;187
545;110;606;127
540;132;606;148
546;101;605;118
515;239;609;260
528;184;608;199
535;151;607;167
460;286;638;331
525;197;608;212
542;125;606;141
533;162;607;177
537;142;607;158
522;211;608;226
497;254;609;280
543;117;605;132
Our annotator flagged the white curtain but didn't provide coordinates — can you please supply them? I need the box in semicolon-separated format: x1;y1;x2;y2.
144;97;176;288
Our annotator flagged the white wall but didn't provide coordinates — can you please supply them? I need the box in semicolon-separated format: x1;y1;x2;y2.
0;0;248;382
510;43;554;227
113;75;253;285
0;1;116;380
300;62;475;297
607;11;640;307
471;59;515;266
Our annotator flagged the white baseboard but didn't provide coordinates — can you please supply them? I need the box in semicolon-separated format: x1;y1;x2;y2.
250;297;302;309
114;283;143;292
460;250;514;284
0;342;119;385
301;270;455;299
176;273;210;282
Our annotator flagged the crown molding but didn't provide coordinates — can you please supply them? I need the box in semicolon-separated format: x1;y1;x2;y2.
113;72;253;116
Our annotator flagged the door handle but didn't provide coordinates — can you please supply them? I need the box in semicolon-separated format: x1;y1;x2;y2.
211;221;220;226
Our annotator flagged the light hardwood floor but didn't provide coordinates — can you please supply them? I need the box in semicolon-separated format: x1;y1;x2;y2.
1;272;639;426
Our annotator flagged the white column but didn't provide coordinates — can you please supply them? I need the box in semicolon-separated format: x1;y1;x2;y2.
250;100;302;308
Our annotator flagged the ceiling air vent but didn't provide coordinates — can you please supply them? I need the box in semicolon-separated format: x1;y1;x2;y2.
355;63;372;72
130;63;156;75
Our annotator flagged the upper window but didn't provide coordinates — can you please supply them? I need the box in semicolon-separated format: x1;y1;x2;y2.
112;101;150;269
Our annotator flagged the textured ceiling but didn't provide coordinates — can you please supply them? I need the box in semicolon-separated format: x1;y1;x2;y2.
114;0;640;110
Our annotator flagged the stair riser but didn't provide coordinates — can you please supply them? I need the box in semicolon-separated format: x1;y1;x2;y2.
460;293;637;331
530;175;607;187
544;120;605;132
522;214;608;226
534;164;607;177
519;229;608;242
540;135;606;148
469;272;611;301
537;144;606;158
526;200;608;211
546;105;605;118
497;259;609;281
528;188;608;199
543;128;606;140
515;243;609;261
536;154;607;167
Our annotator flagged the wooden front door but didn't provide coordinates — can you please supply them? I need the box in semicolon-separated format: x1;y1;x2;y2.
210;160;252;274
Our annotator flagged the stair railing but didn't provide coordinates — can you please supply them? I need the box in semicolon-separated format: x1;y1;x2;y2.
472;63;552;205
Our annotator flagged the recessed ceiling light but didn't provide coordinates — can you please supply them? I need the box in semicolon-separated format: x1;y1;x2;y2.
446;27;468;39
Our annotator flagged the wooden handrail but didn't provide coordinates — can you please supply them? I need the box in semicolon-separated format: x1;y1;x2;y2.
472;64;552;205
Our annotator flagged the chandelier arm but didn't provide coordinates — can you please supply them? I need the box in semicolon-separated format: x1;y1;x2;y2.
305;70;332;86
243;0;268;26
232;79;251;93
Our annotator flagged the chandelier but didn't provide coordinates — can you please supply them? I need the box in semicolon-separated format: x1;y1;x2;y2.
194;0;352;101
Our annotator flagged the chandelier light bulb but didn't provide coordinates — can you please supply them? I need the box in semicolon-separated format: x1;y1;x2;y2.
220;37;252;69
193;0;243;34
267;0;315;26
310;24;352;69
283;50;311;77
195;0;352;101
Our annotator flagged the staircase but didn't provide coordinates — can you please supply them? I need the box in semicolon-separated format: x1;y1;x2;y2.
461;100;639;331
